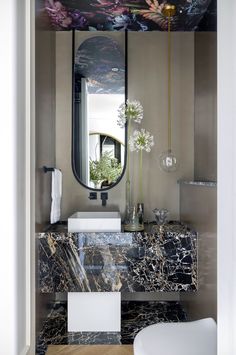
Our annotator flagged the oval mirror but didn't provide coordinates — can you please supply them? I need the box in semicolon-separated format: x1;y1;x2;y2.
72;34;126;190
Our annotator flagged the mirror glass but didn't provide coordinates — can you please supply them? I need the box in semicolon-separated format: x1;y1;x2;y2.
72;34;126;190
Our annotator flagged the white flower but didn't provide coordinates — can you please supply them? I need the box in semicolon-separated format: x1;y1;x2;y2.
129;128;154;152
117;99;143;128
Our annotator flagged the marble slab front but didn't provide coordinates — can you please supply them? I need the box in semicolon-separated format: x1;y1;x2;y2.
38;222;197;293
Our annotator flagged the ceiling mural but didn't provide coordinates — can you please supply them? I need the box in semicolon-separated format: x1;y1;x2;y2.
38;0;216;31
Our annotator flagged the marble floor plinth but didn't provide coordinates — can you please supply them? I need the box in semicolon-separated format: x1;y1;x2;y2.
36;301;187;355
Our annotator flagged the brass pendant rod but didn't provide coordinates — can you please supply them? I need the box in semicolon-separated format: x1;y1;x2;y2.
163;3;176;152
167;14;172;152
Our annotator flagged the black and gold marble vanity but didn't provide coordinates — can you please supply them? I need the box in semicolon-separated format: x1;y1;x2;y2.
38;222;197;293
36;222;197;355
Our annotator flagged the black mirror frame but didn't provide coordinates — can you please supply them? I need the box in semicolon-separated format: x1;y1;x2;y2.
71;30;128;191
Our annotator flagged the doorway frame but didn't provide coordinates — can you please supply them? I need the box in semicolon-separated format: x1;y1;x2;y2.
1;0;236;354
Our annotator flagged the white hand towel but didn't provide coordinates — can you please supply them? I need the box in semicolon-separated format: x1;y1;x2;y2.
50;169;62;224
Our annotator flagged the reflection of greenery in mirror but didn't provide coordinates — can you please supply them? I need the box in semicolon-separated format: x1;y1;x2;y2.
90;151;123;189
72;33;126;190
89;134;124;189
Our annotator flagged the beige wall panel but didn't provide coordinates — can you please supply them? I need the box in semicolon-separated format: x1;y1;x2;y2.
35;30;56;229
194;32;217;181
55;32;194;222
180;184;217;321
128;32;194;221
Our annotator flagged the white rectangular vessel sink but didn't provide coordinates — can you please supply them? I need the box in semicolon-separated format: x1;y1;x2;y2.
68;211;121;232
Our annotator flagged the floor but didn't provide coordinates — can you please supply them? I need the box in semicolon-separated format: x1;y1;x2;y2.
46;345;134;355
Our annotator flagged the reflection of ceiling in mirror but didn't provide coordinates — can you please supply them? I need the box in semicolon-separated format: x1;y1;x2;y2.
39;0;216;31
88;94;125;145
75;36;125;94
88;94;124;120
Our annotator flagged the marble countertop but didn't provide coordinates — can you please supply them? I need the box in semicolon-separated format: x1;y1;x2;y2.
38;222;197;293
43;221;164;233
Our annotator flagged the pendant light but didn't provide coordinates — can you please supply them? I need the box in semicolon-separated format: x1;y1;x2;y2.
159;4;178;173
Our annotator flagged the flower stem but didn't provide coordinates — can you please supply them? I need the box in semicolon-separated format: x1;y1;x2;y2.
126;119;132;209
127;119;131;182
139;149;143;203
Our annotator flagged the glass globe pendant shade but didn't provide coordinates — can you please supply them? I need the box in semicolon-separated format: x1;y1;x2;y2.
159;149;178;172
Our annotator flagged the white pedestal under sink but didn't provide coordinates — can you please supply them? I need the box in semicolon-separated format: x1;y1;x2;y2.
68;292;121;332
67;212;121;332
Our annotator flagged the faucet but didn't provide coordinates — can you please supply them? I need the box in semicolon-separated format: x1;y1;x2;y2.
88;192;97;200
101;192;108;206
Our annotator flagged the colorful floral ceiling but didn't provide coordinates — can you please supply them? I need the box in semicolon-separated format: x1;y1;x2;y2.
37;0;217;31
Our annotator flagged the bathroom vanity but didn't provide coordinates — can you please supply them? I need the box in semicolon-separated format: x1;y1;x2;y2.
36;221;197;354
38;222;197;293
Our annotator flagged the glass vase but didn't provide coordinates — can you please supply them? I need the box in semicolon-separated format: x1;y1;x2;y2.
137;202;144;231
124;205;144;232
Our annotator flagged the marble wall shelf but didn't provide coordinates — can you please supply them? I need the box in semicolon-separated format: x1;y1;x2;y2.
36;300;187;355
38;222;197;293
178;180;217;187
